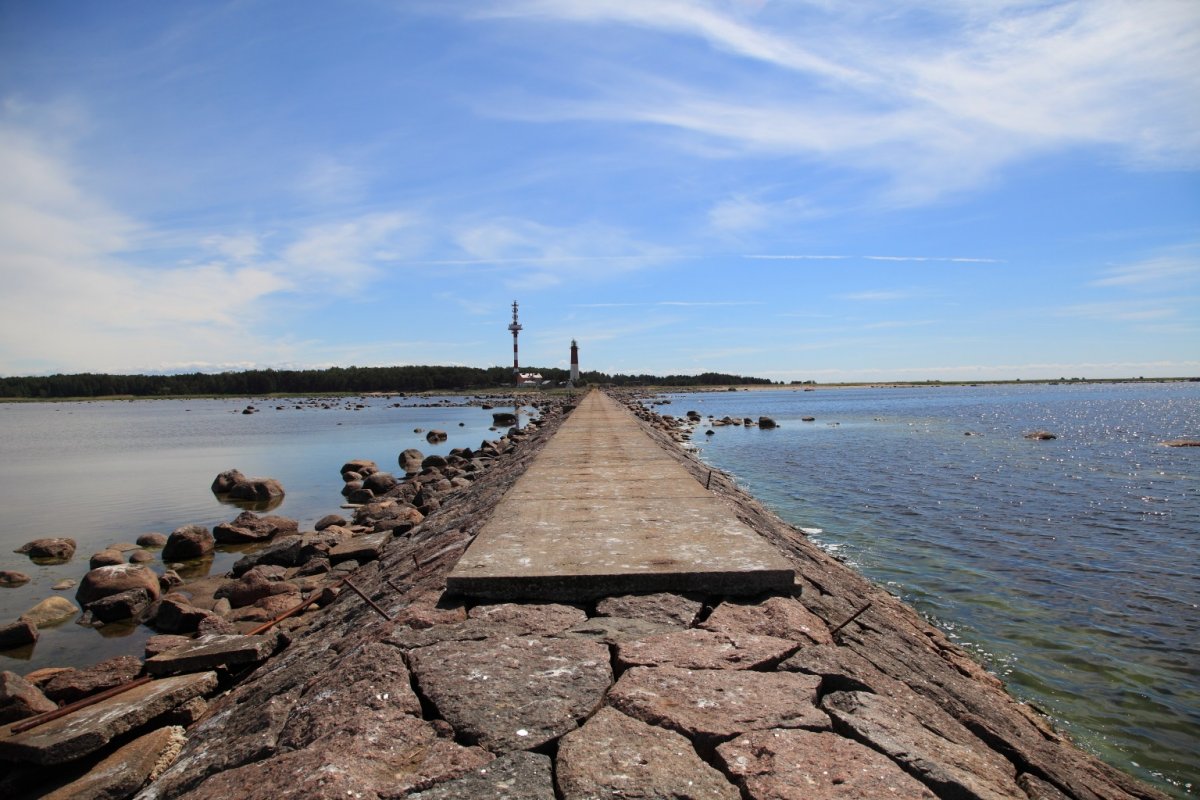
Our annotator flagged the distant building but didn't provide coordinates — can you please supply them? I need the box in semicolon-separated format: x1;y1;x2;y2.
517;372;543;385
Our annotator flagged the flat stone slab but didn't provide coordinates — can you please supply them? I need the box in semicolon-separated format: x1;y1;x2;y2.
822;690;1022;800
448;391;793;601
144;633;278;676
0;672;216;765
556;706;741;800
716;728;938;800
408;635;612;754
595;592;702;626
42;725;185;800
328;530;391;564
173;713;491;800
608;666;828;740
616;629;798;671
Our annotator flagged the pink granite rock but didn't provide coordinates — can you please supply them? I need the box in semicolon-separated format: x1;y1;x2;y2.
595;592;702;626
173;713;489;800
43;655;142;704
616;628;797;671
76;564;162;605
823;690;1022;800
607;666;828;740
279;641;422;748
467;602;587;635
0;670;56;723
409;635;612;753
716;728;937;800
556;706;740;799
701;596;833;645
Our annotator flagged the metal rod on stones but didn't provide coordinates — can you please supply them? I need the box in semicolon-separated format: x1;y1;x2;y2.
386;579;406;594
246;579;346;636
343;578;392;620
830;601;872;636
706;471;713;489
11;675;154;734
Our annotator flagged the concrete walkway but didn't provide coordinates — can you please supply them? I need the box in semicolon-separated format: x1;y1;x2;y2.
447;390;794;601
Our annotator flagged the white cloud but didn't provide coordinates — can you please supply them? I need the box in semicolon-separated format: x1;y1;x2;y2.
450;218;673;290
475;0;1200;202
1057;301;1181;322
281;211;421;289
841;290;918;302
1090;250;1200;288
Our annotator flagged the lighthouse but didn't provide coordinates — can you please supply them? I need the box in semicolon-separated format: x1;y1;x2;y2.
508;300;522;381
570;339;580;384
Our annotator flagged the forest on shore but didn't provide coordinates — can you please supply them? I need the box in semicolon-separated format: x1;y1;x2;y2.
0;365;773;398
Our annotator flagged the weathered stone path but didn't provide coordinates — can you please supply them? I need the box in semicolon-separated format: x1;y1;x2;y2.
448;390;794;600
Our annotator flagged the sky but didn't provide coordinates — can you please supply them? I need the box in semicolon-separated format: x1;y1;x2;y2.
1;0;1198;382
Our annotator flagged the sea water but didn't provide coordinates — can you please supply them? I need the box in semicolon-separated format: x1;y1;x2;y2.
0;395;531;673
671;382;1198;797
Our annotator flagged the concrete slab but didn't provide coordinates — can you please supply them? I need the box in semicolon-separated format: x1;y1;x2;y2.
447;391;793;601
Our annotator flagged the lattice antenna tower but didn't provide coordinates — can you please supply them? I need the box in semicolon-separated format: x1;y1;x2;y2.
508;300;522;378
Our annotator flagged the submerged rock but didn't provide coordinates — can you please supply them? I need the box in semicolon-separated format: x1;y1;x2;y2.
14;538;76;563
20;596;79;627
0;570;32;587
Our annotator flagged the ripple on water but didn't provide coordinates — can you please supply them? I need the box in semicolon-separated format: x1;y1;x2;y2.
685;382;1200;798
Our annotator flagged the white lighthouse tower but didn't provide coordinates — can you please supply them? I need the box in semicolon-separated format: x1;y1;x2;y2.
570;339;580;384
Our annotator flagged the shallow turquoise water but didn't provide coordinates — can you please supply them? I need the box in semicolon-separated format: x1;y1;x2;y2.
672;382;1198;798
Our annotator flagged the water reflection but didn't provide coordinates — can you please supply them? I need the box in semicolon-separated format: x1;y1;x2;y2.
214;494;285;513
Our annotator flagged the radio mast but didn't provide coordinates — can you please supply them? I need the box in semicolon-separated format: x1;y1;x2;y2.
508;301;522;381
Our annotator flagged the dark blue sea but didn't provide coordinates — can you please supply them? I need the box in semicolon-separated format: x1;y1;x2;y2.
669;382;1198;798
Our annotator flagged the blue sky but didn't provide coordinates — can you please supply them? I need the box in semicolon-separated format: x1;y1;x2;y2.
1;0;1197;382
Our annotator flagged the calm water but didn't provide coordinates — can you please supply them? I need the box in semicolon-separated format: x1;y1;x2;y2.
669;383;1198;798
0;395;532;673
1;386;1195;796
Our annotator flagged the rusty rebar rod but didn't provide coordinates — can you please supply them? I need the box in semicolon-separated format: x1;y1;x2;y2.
11;675;154;734
343;577;392;620
830;601;872;636
246;578;346;636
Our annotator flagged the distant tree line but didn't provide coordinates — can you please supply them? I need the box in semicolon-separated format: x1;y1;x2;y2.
0;366;772;398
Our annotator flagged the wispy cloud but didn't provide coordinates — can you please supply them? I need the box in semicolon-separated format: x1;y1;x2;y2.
745;254;849;261
1090;250;1200;288
472;0;1200;202
745;254;1002;263
449;218;674;290
1058;301;1182;322
571;300;764;308
864;256;1004;264
840;290;919;302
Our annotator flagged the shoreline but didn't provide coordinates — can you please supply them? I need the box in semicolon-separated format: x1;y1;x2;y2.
2;375;1196;404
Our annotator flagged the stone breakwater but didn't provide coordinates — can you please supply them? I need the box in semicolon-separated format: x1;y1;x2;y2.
1;390;1170;799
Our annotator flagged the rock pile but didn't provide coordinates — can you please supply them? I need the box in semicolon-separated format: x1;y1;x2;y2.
114;392;1167;800
0;398;575;799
